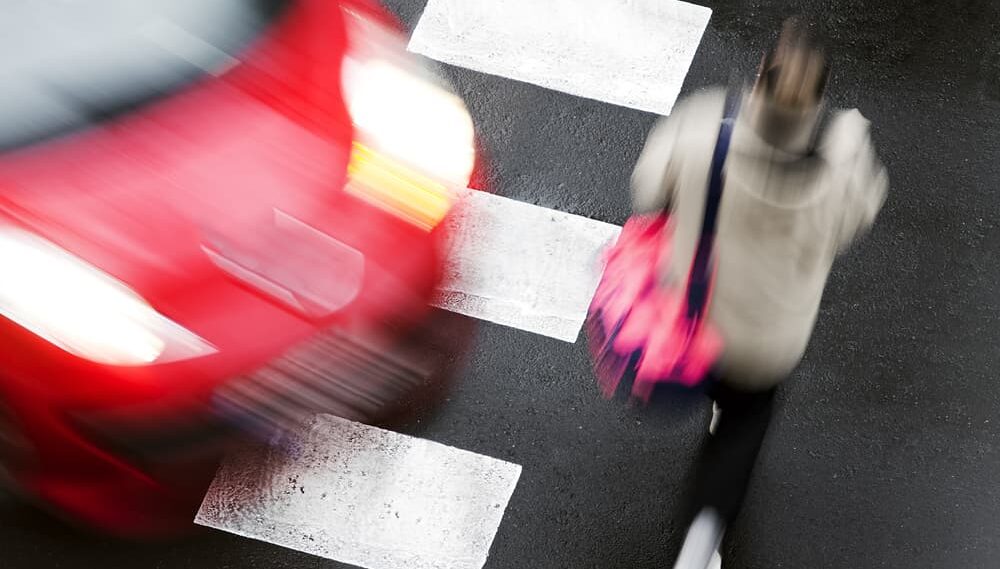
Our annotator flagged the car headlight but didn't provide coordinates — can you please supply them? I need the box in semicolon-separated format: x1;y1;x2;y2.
340;7;475;229
342;57;475;186
0;229;215;366
346;141;455;231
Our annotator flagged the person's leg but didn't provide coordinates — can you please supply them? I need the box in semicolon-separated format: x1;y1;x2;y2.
672;379;777;568
673;506;725;569
688;380;777;525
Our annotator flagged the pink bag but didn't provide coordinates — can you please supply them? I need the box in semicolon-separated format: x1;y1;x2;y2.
585;213;723;402
586;90;740;403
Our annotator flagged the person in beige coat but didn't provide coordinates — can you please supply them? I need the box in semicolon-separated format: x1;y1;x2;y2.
630;19;889;569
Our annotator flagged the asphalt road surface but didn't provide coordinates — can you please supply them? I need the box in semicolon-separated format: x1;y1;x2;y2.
2;0;999;568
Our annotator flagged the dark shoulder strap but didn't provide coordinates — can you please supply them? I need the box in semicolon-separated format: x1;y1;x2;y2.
685;89;741;320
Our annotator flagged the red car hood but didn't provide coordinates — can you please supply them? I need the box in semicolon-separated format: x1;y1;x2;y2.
0;0;356;302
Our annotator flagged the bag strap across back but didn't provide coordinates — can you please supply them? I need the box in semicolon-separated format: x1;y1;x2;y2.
684;89;742;321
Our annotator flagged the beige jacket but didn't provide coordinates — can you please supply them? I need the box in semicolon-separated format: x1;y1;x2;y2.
631;88;888;389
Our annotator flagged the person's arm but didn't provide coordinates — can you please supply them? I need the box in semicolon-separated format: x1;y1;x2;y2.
825;109;889;250
630;96;698;214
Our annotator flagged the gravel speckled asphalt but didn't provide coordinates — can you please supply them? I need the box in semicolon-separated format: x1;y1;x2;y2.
2;1;999;568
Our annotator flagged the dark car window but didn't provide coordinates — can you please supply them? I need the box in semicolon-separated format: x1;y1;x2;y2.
0;0;288;151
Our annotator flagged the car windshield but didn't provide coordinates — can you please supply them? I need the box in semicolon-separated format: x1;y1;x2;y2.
0;0;288;151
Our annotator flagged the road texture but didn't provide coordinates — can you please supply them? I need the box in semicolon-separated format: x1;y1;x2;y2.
1;0;999;568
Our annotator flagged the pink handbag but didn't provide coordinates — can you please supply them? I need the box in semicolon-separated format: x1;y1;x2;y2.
586;90;740;403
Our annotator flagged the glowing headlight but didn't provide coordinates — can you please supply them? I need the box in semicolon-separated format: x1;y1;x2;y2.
346;141;456;231
340;8;476;189
0;229;215;366
342;58;475;187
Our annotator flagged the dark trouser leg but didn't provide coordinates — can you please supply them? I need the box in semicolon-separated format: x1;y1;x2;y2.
685;380;777;526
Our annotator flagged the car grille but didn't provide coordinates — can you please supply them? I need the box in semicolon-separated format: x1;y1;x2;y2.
64;326;436;472
212;326;432;437
0;397;34;489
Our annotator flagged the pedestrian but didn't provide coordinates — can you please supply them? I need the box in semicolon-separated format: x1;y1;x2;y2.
596;17;889;568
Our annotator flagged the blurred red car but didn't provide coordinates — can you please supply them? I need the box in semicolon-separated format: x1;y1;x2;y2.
0;0;477;536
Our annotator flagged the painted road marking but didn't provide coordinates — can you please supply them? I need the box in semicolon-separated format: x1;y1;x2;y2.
433;190;621;343
196;414;522;569
408;0;712;116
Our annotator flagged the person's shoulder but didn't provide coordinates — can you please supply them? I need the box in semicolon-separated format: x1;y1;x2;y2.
671;87;728;119
649;87;728;139
818;108;875;164
684;86;729;106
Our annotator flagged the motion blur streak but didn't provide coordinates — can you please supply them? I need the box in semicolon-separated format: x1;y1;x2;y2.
341;9;477;186
347;142;456;231
0;0;478;537
0;228;215;366
342;58;476;185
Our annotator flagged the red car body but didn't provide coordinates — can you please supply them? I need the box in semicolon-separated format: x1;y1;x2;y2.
0;0;476;536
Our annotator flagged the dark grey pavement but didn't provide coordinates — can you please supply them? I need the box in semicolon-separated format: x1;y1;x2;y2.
3;0;1000;567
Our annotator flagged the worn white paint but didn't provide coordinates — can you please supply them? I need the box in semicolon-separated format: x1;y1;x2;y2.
196;414;522;569
408;0;712;116
433;190;620;342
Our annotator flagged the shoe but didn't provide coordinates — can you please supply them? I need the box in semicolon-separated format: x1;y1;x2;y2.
672;507;725;569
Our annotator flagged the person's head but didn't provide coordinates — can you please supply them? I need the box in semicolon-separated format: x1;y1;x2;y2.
754;17;829;108
748;17;830;153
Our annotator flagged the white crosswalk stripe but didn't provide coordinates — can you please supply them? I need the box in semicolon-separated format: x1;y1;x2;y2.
409;0;712;116
434;189;621;342
196;414;522;569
